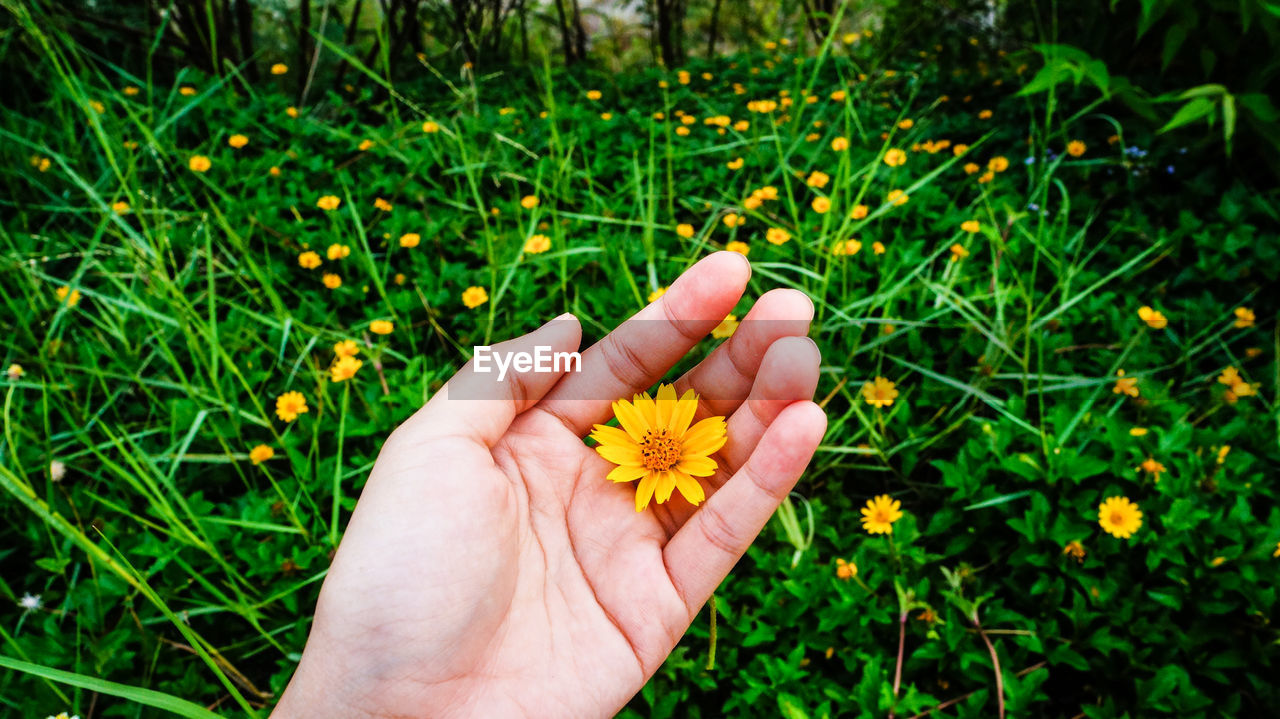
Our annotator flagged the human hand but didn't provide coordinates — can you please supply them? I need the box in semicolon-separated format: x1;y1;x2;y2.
272;252;826;718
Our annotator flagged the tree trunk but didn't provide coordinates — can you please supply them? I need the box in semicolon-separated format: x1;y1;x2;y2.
235;0;257;80
706;0;722;57
553;0;576;65
570;0;587;63
298;0;312;97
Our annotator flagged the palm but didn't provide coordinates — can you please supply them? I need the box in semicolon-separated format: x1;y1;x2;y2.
276;253;826;718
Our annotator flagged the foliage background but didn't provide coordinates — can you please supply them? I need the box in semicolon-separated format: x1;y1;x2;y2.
2;0;1279;717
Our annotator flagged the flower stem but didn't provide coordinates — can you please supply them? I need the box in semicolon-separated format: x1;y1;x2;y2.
705;593;717;671
890;609;907;717
973;616;1005;719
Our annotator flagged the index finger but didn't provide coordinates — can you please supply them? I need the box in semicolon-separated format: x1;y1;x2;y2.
536;251;751;437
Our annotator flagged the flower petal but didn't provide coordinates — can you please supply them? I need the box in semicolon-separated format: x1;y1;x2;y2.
677;455;718;477
591;424;636;448
655;384;678;428
608;464;649;483
654;470;676;504
635;473;658;512
613;399;650;442
670;389;699;436
672;470;706;505
595;442;643;467
682;416;728;455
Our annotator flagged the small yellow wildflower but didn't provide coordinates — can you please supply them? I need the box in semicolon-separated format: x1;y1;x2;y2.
1138;306;1167;329
978;109;993;120
298;251;321;269
1098;496;1142;539
270;63;288;75
462;286;489;309
1137;457;1166;482
249;444;274;465
833;239;862;256
1129;427;1149;436
1233;307;1255;328
831;136;849;151
987;156;1009;172
524;234;551;254
1067;140;1086;157
370;320;394;335
806;171;830;188
648;287;667;303
228;134;249;149
521;195;539;209
55;286;81;307
811;197;831;214
862;377;898;408
766;227;791;245
316;195;341;211
884;148;907;167
188;155;211;173
358;139;374;151
860;494;903;534
326;244;350;260
1113;370;1139;397
1063;540;1086;562
374;198;393;211
423;120;440;133
726;157;744;170
723;213;742;228
725;241;749;255
7;364;24;380
399;233;421;248
334;340;360;358
586;90;602;101
275;391;308;422
712;314;739;339
949;243;969;261
961;220;980;234
111;201;130;214
179;86;197;96
850;204;869;220
886;189;909;206
322;273;342;289
872;241;886;255
835;557;857;580
330;355;362;382
676;223;695;238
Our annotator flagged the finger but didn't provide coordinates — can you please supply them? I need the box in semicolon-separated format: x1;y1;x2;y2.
654;336;820;530
672;288;813;418
401;313;582;446
663;401;826;617
538;251;750;436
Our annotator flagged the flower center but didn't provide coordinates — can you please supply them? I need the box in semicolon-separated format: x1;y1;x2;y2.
1111;511;1125;526
639;429;681;471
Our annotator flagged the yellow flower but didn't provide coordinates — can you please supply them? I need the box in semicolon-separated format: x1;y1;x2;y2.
766;227;791;245
423;120;440;133
723;213;743;228
978;109;993;120
872;241;886;255
676;223;695;238
961;220;980;234
327;244;350;260
987;156;1009;173
831;90;848;101
586;90;602;100
334;339;360;358
862;376;898;408
286;106;299;118
1138;306;1167;329
725;241;749;255
1129;427;1149;436
462;286;489;308
860;494;903;534
374;197;393;211
399;233;421;248
55;286;81;307
1062;540;1086;562
897;118;914;130
1274;541;1280;558
316;195;341;211
1216;445;1230;464
275;391;308;422
712;314;739;339
835;557;857;580
524;234;551;254
1113;370;1139;397
1067;140;1086;157
963;162;979;175
270;63;288;75
831;136;849;151
521;195;539;209
358;139;374;151
1137;457;1166;482
1233;307;1255;328
600;112;613;121
953;144;969;156
370;319;394;335
7;363;25;380
949;243;969;261
228;134;249;149
886;189;909;206
330;355;362;382
269;166;281;176
757;186;778;200
1218;367;1241;386
179;86;197;96
806;171;830;188
678;70;691;85
90;100;105;113
648;287;667;303
298;251;322;269
1098;496;1142;539
675;126;691;136
884;148;907;167
112;201;130;214
589;384;727;512
833;238;862;256
322;273;342;289
188;155;211;173
726;157;744;170
249;444;274;465
811;197;831;214
850;204;869;220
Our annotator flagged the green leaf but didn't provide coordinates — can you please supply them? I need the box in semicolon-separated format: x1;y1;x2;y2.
1158;96;1216;134
0;655;224;719
35;556;71;573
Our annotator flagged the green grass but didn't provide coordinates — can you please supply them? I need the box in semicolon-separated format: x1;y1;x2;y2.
2;7;1279;718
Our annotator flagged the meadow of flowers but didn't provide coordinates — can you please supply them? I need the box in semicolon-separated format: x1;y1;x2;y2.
2;9;1279;719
